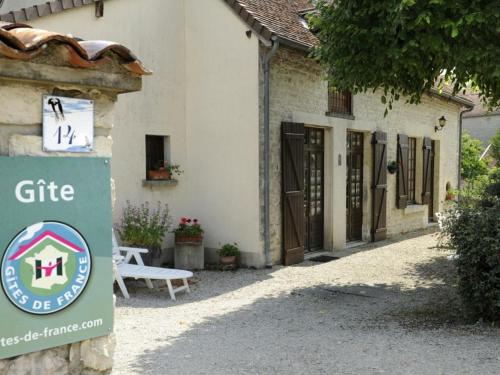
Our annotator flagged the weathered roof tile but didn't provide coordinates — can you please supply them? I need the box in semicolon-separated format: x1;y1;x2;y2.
224;0;318;49
0;22;151;75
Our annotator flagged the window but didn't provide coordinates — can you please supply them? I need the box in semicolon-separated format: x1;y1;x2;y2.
407;137;417;203
145;135;170;179
328;84;353;116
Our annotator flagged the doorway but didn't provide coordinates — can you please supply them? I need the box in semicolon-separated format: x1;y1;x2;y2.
304;127;325;252
346;131;364;242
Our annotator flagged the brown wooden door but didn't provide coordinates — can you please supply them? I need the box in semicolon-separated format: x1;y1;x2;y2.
346;131;364;242
304;128;325;252
371;131;387;242
281;122;305;266
422;138;435;221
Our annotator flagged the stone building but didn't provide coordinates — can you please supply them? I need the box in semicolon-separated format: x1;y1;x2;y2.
1;0;473;267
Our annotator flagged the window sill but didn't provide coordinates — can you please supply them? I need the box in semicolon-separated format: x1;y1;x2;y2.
142;179;178;188
404;204;426;215
325;112;355;120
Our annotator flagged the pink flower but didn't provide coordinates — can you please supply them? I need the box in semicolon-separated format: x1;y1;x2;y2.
193;219;198;224
181;217;188;224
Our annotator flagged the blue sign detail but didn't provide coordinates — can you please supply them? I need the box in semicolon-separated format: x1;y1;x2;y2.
1;222;92;315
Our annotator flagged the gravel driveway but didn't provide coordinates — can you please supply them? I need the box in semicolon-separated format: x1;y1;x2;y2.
113;229;500;375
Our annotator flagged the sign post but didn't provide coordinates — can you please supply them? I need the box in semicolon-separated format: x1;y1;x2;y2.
0;157;113;360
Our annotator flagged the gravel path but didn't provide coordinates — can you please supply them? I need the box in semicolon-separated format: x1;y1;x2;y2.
112;230;500;375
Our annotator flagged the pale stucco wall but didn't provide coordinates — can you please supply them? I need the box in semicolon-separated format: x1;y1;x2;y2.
185;0;261;266
31;0;263;266
30;0;188;247
265;47;462;262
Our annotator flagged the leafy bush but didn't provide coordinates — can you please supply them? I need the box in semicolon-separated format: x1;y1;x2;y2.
491;129;500;164
461;132;488;181
442;176;500;322
118;201;172;251
219;243;240;257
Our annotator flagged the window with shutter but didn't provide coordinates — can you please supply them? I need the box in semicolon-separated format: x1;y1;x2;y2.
397;134;409;209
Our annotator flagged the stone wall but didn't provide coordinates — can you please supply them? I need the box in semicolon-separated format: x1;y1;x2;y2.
0;40;141;373
0;79;118;375
261;46;463;263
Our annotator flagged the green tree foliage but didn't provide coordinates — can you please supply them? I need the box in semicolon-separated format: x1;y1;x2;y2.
311;1;500;111
490;129;500;163
461;132;488;181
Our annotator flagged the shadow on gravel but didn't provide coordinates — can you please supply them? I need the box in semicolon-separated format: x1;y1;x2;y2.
128;253;499;375
114;267;279;309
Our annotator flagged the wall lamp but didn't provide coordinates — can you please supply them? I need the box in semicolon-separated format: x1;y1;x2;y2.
435;116;446;132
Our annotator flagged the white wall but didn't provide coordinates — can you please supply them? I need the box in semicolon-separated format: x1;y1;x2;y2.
30;0;187;244
31;0;263;264
185;0;262;265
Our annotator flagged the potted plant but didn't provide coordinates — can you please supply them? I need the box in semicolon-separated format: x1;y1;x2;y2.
117;201;172;266
173;217;203;243
219;243;239;267
387;160;398;174
173;217;205;270
147;160;183;181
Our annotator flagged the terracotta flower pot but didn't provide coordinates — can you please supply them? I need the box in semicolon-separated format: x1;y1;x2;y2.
148;169;170;180
220;255;237;265
445;193;455;201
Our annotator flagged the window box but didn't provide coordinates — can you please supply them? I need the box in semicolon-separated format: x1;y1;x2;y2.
142;179;178;188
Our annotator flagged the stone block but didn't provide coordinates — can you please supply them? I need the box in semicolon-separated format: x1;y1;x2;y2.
80;335;116;372
8;347;69;375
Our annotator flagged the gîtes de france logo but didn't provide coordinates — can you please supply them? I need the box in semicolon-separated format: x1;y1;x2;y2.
1;222;91;315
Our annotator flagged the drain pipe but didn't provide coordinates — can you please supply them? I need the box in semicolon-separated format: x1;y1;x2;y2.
262;37;279;268
457;106;473;203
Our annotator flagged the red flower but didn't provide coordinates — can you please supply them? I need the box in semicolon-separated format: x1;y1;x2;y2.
181;217;188;224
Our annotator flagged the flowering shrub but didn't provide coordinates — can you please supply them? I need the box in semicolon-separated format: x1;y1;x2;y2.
173;217;204;238
118;201;172;251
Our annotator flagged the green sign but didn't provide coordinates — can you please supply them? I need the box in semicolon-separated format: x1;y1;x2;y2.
0;157;113;359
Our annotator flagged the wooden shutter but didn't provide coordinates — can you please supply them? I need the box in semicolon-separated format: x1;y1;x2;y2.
281;122;305;266
422;137;433;204
371;131;387;242
397;134;409;209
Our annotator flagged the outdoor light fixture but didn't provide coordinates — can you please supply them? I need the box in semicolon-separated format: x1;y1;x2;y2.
435;116;446;132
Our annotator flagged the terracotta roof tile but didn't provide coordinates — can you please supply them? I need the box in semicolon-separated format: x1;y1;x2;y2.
224;0;318;49
0;22;151;75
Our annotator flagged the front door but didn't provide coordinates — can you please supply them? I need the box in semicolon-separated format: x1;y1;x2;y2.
346;131;364;242
304;127;324;252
